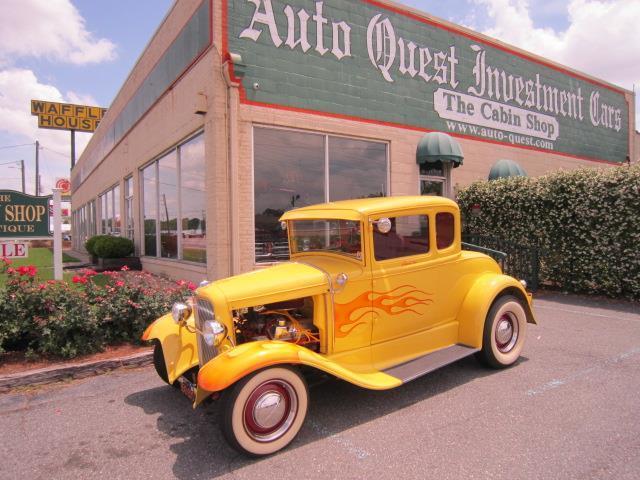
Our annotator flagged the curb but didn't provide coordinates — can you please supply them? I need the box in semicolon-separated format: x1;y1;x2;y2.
0;350;153;393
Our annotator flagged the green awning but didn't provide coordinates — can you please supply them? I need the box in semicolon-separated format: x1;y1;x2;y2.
416;132;464;168
488;159;528;180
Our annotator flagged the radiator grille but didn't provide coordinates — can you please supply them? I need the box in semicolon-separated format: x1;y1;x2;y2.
194;297;218;367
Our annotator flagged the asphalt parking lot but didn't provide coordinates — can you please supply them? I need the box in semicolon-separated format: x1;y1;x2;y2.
0;292;638;480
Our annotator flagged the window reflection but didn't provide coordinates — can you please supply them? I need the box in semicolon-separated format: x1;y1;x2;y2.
180;133;206;263
330;137;386;201
142;164;157;256
158;151;178;259
254;128;324;262
254;128;388;263
140;132;205;263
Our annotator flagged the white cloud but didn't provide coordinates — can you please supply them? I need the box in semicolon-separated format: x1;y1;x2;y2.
0;0;116;65
0;68;92;194
473;0;640;128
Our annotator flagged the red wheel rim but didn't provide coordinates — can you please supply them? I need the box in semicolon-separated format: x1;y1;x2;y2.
243;380;297;442
495;312;519;353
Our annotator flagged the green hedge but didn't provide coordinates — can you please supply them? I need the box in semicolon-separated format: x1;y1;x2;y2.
93;236;134;258
84;235;110;256
457;164;640;299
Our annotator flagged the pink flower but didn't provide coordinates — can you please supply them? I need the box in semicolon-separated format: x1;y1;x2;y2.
72;275;87;284
38;283;46;290
187;282;197;291
120;265;129;271
6;267;15;274
176;279;187;287
1;257;11;266
83;269;98;277
115;280;125;287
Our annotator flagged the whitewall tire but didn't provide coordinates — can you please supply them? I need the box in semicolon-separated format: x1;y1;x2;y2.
477;295;527;368
221;366;308;456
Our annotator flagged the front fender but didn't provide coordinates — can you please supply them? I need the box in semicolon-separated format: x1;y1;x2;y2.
196;341;401;402
457;274;537;349
141;313;199;384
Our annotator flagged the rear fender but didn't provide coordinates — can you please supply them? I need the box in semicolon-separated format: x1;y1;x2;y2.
142;313;199;384
457;274;537;349
195;341;401;405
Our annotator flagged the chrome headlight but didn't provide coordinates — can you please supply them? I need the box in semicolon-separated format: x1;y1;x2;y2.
171;302;192;324
203;320;227;347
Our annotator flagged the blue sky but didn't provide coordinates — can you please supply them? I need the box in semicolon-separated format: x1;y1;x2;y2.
0;0;638;194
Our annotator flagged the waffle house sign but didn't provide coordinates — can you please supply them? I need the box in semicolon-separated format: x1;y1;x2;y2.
0;190;51;238
30;100;107;133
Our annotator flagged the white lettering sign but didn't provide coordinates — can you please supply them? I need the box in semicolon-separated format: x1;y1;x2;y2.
237;2;625;141
434;88;559;141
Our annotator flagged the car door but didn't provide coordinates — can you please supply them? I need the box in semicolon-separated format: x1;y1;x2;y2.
369;209;462;368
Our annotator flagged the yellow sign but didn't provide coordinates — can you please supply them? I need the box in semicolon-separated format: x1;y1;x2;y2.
30;99;107;133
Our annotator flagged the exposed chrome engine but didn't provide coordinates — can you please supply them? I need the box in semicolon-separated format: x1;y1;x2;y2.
233;298;320;351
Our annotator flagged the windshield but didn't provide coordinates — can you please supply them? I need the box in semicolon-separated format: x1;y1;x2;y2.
289;219;362;259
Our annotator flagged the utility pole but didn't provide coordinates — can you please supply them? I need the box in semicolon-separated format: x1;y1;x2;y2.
20;160;25;193
35;140;40;195
70;130;76;168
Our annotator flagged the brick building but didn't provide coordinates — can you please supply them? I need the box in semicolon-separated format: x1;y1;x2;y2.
71;0;636;282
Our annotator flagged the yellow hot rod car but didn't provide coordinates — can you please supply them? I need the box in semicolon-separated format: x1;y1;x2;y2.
142;196;536;456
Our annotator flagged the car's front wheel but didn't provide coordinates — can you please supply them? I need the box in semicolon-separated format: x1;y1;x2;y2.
476;294;527;368
220;366;308;456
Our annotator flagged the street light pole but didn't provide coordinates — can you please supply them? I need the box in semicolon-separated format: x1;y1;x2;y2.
20;159;25;193
35;140;40;195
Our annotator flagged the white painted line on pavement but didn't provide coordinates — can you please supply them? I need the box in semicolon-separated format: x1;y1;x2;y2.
535;304;639;320
526;346;640;396
307;419;372;460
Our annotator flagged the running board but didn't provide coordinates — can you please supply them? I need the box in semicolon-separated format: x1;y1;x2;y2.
384;345;479;383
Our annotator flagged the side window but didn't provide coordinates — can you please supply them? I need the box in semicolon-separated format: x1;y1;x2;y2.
374;215;429;261
436;212;455;250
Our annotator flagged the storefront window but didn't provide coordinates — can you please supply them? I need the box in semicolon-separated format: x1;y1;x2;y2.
180;134;206;263
142;163;157;256
254;127;388;263
254;128;325;262
329;137;387;201
113;185;121;235
140;131;205;263
158;151;178;259
419;163;450;197
99;184;121;235
124;177;134;240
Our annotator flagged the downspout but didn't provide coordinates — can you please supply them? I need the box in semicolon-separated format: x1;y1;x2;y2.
222;54;244;276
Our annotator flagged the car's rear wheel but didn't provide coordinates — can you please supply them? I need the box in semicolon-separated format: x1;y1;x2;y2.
476;295;527;368
221;366;308;456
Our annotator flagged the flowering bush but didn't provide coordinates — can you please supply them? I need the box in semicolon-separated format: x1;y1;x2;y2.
457;164;640;299
0;260;194;358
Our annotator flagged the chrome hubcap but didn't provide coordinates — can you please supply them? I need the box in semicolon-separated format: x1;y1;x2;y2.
495;313;519;353
243;380;298;442
253;392;286;430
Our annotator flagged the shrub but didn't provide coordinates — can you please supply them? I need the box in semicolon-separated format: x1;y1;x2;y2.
457;164;640;299
93;236;134;258
0;259;195;359
85;235;110;256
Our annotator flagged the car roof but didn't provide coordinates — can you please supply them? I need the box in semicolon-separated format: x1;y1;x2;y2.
280;196;458;221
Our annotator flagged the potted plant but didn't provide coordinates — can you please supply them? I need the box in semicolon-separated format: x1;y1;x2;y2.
91;235;141;271
84;235;110;264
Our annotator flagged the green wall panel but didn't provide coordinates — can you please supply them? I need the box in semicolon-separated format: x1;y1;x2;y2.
227;0;630;163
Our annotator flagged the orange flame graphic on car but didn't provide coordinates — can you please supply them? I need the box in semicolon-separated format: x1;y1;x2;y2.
334;285;433;338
